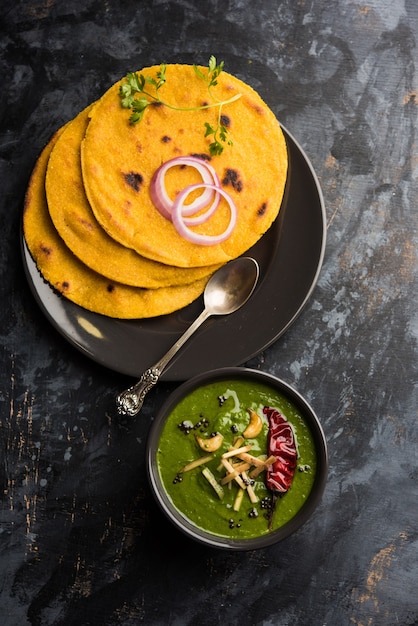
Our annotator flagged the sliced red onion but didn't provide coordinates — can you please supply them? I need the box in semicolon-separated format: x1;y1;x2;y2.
150;156;220;221
183;185;221;226
171;183;237;246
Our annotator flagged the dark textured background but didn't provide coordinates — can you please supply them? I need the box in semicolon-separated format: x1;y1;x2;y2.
1;1;418;624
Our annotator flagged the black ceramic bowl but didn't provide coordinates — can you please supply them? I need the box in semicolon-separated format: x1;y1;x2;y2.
147;367;328;550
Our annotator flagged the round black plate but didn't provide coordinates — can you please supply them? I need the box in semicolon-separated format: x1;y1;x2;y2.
22;126;326;380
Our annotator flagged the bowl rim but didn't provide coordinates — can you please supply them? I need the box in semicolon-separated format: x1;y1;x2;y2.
146;366;328;550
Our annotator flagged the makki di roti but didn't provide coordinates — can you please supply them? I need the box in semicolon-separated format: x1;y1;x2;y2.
23;59;288;319
23;130;208;319
45;105;220;288
81;63;288;268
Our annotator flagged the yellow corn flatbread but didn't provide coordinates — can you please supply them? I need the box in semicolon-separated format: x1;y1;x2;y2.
45;105;220;288
23;131;208;319
24;62;288;319
81;64;288;267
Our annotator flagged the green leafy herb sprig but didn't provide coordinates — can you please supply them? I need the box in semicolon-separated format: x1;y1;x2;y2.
119;56;241;156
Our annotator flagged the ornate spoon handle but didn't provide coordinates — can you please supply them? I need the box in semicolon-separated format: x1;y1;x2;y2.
116;367;161;417
116;308;210;416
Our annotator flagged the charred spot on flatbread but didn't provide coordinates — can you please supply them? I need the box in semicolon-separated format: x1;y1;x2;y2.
40;243;53;257
257;202;268;216
222;168;243;192
220;114;231;127
124;171;143;191
190;152;212;161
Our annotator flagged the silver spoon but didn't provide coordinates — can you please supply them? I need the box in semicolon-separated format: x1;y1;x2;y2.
116;256;259;416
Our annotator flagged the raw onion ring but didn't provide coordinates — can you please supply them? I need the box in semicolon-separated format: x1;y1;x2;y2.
150;156;221;222
172;183;237;246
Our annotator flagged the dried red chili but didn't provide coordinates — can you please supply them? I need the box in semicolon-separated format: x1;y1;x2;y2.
263;406;297;518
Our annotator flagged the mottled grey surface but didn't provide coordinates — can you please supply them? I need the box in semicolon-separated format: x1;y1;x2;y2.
1;0;418;624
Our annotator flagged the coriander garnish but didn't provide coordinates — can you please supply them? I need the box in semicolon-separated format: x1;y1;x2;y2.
119;56;241;155
193;57;233;155
119;64;168;123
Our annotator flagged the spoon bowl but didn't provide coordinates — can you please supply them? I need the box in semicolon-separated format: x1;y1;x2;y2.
116;257;259;416
203;257;259;315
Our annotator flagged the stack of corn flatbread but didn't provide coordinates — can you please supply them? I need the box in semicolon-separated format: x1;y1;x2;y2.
23;63;288;319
